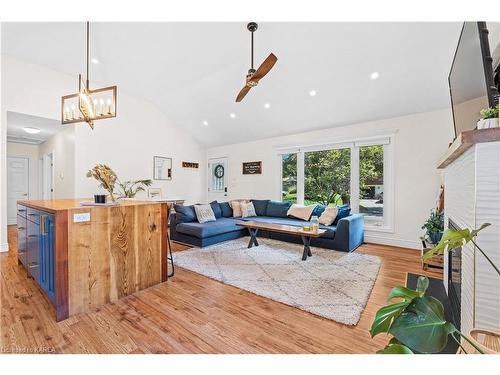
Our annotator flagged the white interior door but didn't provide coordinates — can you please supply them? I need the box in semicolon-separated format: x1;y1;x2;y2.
7;156;29;224
42;152;54;199
208;157;228;202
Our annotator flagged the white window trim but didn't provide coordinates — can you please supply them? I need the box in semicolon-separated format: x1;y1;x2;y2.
278;134;395;233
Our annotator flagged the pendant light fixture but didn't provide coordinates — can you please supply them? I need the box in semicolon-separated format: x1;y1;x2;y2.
61;22;117;129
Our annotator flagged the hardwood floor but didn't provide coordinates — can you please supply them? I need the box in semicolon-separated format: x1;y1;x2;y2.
1;224;441;354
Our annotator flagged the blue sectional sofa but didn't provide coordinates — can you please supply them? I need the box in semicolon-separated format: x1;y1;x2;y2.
170;200;364;252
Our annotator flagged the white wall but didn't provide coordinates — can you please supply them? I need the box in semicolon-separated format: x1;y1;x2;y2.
38;127;76;199
207;109;454;249
6;142;39;199
0;56;207;252
74;92;206;203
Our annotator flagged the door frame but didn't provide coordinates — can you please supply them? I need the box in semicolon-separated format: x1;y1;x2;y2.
6;155;30;224
42;151;54;199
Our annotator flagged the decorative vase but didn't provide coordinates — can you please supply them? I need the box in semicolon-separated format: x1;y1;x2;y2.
429;231;443;245
477;118;499;129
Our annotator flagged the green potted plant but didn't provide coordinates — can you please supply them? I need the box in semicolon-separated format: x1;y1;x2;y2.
421;209;444;244
370;223;499;354
478;104;499;129
116;179;153;199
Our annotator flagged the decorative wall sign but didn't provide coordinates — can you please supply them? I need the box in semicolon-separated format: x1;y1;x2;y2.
242;161;262;175
153;156;172;180
182;162;199;169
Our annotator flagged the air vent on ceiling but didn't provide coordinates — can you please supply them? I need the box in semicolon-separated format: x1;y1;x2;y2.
7;135;44;145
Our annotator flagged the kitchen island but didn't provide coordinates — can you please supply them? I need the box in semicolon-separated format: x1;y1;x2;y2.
16;199;169;321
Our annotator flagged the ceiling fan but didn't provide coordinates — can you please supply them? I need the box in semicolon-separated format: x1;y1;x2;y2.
235;22;278;102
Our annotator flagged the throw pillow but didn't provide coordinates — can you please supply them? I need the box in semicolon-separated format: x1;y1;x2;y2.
319;206;339;226
266;201;292;218
210;201;222;218
194;204;216;223
174;204;196;223
287;204;317;221
312;204;327;217
219;202;233;217
251;199;270;216
231;201;243;218
333;205;352;225
241;201;257;218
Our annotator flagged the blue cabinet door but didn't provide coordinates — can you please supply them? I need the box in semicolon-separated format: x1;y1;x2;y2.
39;214;55;303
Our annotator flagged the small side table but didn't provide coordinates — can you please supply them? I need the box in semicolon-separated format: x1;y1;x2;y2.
421;239;444;270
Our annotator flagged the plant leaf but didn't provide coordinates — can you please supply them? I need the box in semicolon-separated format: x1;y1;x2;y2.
388;286;422;301
390;296;457;353
377;343;414;354
369;301;410;337
416;276;429;294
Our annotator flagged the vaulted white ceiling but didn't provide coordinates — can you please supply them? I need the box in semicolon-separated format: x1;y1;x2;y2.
2;22;462;147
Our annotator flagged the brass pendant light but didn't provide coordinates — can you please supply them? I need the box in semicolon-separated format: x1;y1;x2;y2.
61;22;117;129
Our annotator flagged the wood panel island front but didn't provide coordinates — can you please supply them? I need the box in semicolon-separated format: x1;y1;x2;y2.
16;199;169;321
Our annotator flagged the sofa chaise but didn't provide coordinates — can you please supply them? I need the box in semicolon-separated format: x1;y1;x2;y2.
170;200;364;252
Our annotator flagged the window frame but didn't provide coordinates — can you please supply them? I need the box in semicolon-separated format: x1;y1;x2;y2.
277;134;395;233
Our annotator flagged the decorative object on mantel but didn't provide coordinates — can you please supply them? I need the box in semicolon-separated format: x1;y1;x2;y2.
242;161;262;175
477;105;499;129
86;164;118;203
116;179;152;198
61;22;117;129
182;161;199;169
371;223;499;354
153;156;172;180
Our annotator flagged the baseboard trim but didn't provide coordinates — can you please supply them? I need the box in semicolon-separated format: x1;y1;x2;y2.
364;234;420;250
0;242;9;252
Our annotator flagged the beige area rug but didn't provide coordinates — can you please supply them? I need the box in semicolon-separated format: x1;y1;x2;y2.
174;238;381;325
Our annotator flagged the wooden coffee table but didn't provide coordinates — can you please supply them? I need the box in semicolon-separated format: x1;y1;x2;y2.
237;221;327;261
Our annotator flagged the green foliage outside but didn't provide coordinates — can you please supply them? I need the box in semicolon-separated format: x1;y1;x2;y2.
281;145;384;207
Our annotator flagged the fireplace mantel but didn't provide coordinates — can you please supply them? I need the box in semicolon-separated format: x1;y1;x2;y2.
438;127;500;169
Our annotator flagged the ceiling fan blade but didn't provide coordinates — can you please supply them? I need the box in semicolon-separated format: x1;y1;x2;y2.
250;53;278;82
236;85;252;102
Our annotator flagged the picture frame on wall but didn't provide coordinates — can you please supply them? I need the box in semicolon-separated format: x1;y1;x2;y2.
242;161;262;175
153;156;172;180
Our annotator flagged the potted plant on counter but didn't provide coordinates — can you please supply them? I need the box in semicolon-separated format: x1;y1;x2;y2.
86;164;118;203
421;209;444;244
477;104;499;129
116;179;153;199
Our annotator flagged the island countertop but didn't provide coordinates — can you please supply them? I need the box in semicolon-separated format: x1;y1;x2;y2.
16;199;169;321
17;198;163;213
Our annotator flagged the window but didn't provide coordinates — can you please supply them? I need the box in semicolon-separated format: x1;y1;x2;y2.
278;137;393;231
359;145;384;225
281;153;297;203
304;149;350;206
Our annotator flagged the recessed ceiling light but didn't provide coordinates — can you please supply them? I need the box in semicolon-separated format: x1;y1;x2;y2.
91;58;99;64
370;72;380;80
23;127;41;134
203;121;209;126
264;103;271;109
309;90;317;97
229;113;236;119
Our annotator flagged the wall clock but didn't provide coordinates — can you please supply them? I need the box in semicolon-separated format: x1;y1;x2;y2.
214;165;225;178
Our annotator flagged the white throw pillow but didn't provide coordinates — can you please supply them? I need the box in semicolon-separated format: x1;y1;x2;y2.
287;204;317;221
241;201;257;218
231;201;243;218
319;206;339;226
194;204;216;223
